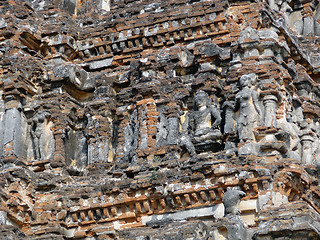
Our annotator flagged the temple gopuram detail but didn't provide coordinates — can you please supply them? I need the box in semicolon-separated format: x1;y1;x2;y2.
0;0;320;239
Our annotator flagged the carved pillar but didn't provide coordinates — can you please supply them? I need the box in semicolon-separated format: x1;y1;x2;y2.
51;120;66;168
301;132;314;165
262;94;278;128
223;101;237;151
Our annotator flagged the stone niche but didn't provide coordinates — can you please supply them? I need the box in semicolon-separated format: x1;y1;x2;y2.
1;106;29;161
64;109;89;169
65;129;88;168
27;111;55;161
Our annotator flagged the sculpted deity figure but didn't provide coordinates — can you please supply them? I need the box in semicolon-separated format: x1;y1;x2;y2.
189;90;221;143
178;90;221;157
31;111;54;160
235;74;262;142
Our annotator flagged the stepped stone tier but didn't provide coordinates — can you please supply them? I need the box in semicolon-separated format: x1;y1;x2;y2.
0;0;320;239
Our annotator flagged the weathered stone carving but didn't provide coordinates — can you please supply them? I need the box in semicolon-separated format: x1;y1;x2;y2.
87;112;114;165
269;0;292;22
30;111;54;160
156;110;180;147
179;90;222;156
262;93;279;129
65;109;88;168
300;119;316;165
222;189;246;216
155;109;168;147
179;133;197;157
222;100;236;135
190;90;221;144
65;129;88;168
235;74;262;143
0;90;5;159
313;136;320;166
2;106;28;160
1;0;320;239
276;105;301;160
124;109;139;163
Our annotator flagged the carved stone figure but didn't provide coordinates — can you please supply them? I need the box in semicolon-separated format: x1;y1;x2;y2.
276;108;301;160
300;119;316;165
31;111;54;160
65;129;88;168
88;122;114;165
124;109;139;164
222;100;236;135
235;74;262;142
179;134;197;157
156;110;168;147
222;189;246;216
189;90;221;143
177;91;222;156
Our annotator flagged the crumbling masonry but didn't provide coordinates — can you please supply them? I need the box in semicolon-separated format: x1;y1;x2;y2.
0;0;320;239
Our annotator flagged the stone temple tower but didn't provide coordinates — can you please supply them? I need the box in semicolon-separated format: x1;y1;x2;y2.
0;0;320;239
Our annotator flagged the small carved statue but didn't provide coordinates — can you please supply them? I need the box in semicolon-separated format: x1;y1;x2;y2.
31;111;54;160
235;74;262;142
189;90;222;143
222;189;246;217
179;91;222;156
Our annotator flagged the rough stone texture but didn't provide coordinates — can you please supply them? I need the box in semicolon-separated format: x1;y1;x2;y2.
0;0;320;239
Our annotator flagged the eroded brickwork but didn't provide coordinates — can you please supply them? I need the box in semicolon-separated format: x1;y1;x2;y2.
0;0;320;239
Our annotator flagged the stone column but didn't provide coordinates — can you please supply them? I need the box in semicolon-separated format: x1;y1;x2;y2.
301;132;314;165
263;94;278;128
